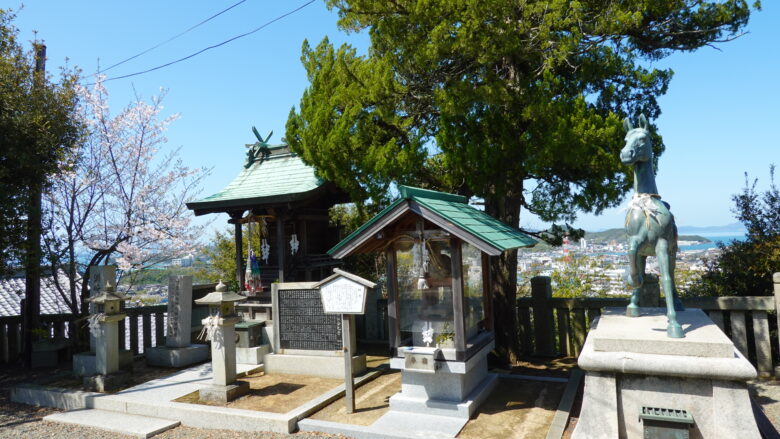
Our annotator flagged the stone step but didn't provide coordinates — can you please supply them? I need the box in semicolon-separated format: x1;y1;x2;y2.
44;409;180;438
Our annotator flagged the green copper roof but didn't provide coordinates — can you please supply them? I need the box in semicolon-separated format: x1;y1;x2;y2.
187;146;328;215
329;185;536;257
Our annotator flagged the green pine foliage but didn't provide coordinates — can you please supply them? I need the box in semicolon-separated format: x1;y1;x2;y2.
691;166;780;297
285;0;759;361
0;9;84;274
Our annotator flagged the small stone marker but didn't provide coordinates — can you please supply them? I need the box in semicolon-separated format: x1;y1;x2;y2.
315;269;376;414
166;275;193;348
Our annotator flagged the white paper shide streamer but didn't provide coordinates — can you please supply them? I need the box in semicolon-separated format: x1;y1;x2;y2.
87;313;104;337
199;313;223;349
626;193;664;226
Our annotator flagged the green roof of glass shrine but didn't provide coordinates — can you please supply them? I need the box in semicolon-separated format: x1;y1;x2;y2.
186;145;330;215
328;185;537;258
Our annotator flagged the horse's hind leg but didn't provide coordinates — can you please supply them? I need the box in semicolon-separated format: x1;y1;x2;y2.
669;250;685;311
657;239;683;338
627;255;646;317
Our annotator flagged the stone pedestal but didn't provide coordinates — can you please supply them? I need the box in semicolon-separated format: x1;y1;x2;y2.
387;341;497;420
82;313;130;392
146;276;209;367
73;350;133;376
198;315;248;403
574;308;760;439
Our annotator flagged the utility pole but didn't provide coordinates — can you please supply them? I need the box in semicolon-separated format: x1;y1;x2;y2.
22;43;46;368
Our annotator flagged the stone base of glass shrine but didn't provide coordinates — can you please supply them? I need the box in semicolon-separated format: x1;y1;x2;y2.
388;340;496;420
573;308;760;439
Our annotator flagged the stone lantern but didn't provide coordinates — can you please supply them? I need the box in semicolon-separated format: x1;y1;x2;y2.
82;281;130;391
194;281;249;403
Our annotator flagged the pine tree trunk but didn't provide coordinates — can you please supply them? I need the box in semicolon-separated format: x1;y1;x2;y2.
484;185;523;365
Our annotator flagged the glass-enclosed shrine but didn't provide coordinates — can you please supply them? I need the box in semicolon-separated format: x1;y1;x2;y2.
329;186;536;364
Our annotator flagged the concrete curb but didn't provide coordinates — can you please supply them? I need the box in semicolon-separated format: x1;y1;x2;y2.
12;363;383;435
11;384;103;410
289;366;386;422
545;368;582;439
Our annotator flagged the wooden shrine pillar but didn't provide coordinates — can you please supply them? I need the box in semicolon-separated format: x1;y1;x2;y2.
230;212;245;289
450;237;467;360
276;213;285;283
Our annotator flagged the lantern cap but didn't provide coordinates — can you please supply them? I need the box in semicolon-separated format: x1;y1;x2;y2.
195;280;246;305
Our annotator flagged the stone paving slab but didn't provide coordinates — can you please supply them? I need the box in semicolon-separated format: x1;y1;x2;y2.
373;412;464;437
299;411;464;439
114;363;262;402
44;408;180;438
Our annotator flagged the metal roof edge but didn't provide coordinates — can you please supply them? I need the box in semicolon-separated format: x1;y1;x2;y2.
328;199;409;258
411;198;537;252
408;201;502;256
186;184;331;215
398;185;467;204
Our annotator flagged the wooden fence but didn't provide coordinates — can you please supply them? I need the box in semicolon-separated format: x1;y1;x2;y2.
4;276;780;377
0;283;215;364
518;275;780;376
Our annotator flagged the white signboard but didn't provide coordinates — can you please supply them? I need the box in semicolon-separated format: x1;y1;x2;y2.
320;277;367;315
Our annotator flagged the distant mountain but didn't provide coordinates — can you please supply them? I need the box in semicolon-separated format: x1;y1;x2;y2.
583;228;710;244
677;222;746;235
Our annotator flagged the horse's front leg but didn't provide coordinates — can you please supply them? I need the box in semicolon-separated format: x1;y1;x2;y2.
657;239;683;338
626;238;644;317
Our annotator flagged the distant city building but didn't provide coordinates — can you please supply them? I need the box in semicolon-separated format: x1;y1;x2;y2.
170;254;194;267
580;238;587;250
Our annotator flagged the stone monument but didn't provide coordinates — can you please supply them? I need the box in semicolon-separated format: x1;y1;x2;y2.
146;275;209;367
195;281;249;403
81;282;131;392
264;282;367;379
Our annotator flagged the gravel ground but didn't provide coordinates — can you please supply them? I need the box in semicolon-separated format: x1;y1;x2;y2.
0;364;345;439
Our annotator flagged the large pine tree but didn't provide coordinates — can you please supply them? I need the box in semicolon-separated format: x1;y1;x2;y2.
286;0;759;362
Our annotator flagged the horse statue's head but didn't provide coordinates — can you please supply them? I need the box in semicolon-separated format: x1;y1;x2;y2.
620;114;652;166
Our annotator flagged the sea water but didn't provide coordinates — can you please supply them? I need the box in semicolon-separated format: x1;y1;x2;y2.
679;234;746;251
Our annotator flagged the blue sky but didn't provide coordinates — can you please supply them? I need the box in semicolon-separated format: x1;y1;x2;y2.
9;1;779;235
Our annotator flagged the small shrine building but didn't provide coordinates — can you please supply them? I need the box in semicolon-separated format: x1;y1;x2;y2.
186;135;349;290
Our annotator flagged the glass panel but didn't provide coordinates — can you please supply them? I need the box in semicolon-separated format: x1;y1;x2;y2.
462;242;484;341
395;238;454;348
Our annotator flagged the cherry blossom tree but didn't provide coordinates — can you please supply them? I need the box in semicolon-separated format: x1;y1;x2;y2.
43;77;208;315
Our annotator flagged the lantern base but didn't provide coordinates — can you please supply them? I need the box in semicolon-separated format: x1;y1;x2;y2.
83;370;130;393
198;381;249;404
73;350;133;377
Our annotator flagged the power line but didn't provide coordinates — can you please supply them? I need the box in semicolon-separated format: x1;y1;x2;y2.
98;0;249;75
92;0;315;85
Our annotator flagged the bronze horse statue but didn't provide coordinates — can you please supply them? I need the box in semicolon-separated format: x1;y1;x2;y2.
621;115;684;338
